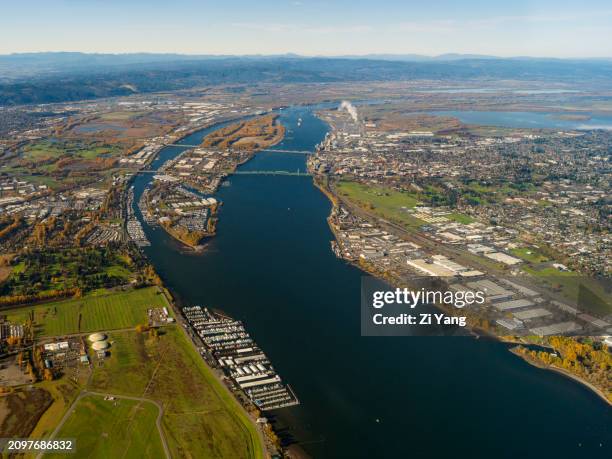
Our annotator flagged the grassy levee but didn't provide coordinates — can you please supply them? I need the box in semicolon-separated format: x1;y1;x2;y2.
2;286;169;337
46;396;164;459
87;327;262;458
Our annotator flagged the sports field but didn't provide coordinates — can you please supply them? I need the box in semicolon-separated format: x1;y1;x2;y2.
47;395;165;459
2;287;169;337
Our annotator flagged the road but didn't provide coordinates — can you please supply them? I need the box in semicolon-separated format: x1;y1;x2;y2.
38;390;170;459
327;180;566;303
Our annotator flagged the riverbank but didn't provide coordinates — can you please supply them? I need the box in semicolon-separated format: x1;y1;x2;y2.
160;287;271;458
311;161;612;409
132;105;612;458
128;116;294;456
509;347;612;406
160;222;208;251
202;114;285;151
145;114;286;251
160;204;219;252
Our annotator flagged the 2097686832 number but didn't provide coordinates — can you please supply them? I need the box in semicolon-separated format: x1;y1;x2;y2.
1;439;75;453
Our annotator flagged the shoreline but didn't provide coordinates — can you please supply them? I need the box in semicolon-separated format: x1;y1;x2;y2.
159;286;269;458
133;115;293;455
509;347;612;407
145;114;286;253
310;162;612;410
159;222;211;252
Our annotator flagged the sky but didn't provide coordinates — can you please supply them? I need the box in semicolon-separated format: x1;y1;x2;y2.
2;0;612;57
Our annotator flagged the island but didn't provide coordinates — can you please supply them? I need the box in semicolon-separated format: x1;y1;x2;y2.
138;114;286;250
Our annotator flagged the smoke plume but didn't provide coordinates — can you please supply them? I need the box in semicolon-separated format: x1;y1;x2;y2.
339;100;359;123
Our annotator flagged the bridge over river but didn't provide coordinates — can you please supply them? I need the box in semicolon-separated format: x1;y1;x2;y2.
162;144;313;155
137;169;311;177
233;170;311;176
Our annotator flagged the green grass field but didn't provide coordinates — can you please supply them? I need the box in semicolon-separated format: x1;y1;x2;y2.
21;141;66;161
21;140;122;162
462;181;537;205
12;262;26;274
105;265;132;279
336;181;426;229
88;328;262;459
510;247;550;264
522;266;575;278
17;174;62;189
8;288;262;457
47;395;164;459
2;287;169;337
446;212;475;224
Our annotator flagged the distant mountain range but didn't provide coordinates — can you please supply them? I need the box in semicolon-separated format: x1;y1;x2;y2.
1;52;611;106
334;53;612;62
2;52;611;74
329;53;499;61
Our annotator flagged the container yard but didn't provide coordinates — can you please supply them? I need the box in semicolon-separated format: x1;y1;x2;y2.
183;305;299;411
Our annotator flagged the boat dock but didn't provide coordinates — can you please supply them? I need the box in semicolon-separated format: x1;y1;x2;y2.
183;306;299;411
139;188;158;226
126;187;151;247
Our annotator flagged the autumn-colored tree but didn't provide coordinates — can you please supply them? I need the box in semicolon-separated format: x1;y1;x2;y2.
6;336;21;346
26;362;35;380
43;368;54;381
0;216;23;240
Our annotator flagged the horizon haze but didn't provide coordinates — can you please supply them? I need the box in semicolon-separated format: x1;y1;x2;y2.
2;0;612;58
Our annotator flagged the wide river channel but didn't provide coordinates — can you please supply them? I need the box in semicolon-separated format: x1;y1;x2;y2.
132;106;611;458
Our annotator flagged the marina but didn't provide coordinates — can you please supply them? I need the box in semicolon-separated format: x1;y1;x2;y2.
126;186;150;247
139;187;158;226
183;306;299;411
132;106;612;458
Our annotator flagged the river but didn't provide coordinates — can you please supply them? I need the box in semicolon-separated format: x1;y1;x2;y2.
132;106;611;458
429;110;612;130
